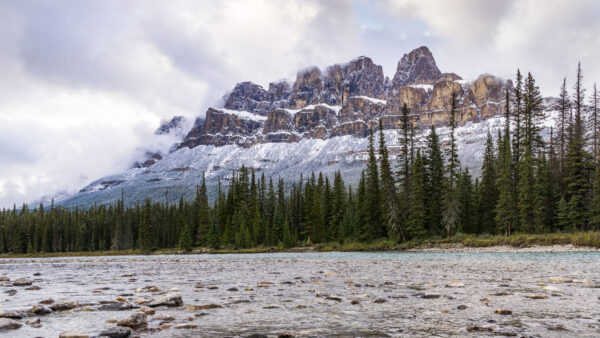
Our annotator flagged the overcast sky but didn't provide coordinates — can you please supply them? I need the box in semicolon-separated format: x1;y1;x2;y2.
1;0;600;208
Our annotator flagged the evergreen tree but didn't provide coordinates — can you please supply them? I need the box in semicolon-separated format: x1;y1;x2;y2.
378;120;401;240
425;125;444;236
364;128;383;241
406;150;427;239
479;131;498;233
457;169;475;234
442;92;460;237
178;224;193;252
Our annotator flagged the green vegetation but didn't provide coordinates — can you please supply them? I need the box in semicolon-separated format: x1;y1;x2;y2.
2;65;600;257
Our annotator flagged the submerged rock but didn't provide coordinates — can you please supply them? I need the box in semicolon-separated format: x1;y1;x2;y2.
39;298;54;305
117;312;147;330
373;298;387;303
100;326;131;338
25;317;42;328
51;301;78;311
147;293;183;308
0;318;22;330
12;278;33;286
152;314;175;322
494;309;513;315
98;302;133;311
175;323;198;329
0;310;23;319
59;332;89;338
28;304;52;315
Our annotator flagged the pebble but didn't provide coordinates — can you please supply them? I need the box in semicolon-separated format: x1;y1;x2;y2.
175;323;198;329
373;298;387;303
147;293;183;307
494;309;513;315
39;298;54;305
137;307;155;315
26;317;42;328
28;304;52;315
0;310;23;319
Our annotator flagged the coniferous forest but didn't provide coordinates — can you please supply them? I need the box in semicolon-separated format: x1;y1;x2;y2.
2;65;600;255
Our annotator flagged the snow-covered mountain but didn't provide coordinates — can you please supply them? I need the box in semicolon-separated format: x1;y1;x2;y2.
57;46;551;208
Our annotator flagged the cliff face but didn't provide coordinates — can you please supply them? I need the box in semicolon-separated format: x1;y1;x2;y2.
179;46;512;150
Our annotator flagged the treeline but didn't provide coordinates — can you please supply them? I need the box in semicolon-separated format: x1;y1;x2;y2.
1;64;599;254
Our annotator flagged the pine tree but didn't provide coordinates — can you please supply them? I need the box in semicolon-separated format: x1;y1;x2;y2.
457;169;475;234
139;198;155;252
495;91;516;235
196;173;210;246
564;62;590;231
406;150;427;239
378;120;401;240
479;131;498;233
397;103;412;223
364;128;383;241
442;92;460;237
556;78;570;193
178;224;193;252
425;125;444;236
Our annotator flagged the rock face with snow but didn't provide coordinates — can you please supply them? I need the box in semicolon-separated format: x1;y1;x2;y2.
59;46;522;208
392;46;442;89
177;46;511;149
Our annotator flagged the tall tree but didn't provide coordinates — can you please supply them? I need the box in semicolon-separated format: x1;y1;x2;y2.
479;131;498;233
425;125;444;236
406;150;427;239
364;128;383;240
378;120;401;240
442;92;460;237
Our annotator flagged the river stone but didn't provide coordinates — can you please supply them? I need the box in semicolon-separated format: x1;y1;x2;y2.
25;286;41;290
147;293;183;307
494;309;513;315
26;317;42;328
136;307;155;315
28;304;52;315
51;301;78;311
152;314;175;322
0;276;9;282
117;312;147;330
227;287;239;292
0;318;22;330
100;326;131;338
12;278;33;286
39;298;54;305
373;298;387;303
59;332;89;338
457;305;468;310
0;310;23;319
98;302;133;311
4;289;17;296
175;323;198;329
421;294;441;299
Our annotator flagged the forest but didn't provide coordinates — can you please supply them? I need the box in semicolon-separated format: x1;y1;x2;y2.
1;64;600;254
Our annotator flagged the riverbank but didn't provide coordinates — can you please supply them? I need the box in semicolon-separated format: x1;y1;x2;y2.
1;232;599;259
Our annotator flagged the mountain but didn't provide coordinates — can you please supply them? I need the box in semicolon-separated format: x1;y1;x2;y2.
58;46;539;208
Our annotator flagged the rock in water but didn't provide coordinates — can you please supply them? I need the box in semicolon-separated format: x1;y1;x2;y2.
0;318;22;330
494;309;513;315
0;310;23;319
100;326;132;338
98;303;133;311
51;301;78;311
12;278;32;286
59;332;89;338
147;293;183;307
28;304;52;315
117;312;147;330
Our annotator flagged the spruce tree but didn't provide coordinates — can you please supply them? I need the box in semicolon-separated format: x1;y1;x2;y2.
565;62;590;231
378;120;401;240
479;131;498;233
425;125;444;236
178;224;193;252
495;93;516;235
364;128;383;241
442;92;460;237
397;103;412;223
406;150;427;239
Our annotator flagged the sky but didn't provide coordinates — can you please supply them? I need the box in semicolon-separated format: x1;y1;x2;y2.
1;0;600;208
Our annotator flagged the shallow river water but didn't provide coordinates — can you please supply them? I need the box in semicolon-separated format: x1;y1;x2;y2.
1;252;600;337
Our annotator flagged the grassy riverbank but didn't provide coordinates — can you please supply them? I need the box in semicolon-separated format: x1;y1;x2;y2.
2;232;600;259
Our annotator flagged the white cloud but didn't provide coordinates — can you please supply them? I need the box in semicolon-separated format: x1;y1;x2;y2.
1;0;600;207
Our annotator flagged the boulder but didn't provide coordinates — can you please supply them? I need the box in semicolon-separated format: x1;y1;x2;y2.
27;304;51;316
12;278;32;286
117;312;147;330
0;318;22;330
147;293;183;308
0;310;23;319
98;302;133;311
51;301;78;311
100;326;131;338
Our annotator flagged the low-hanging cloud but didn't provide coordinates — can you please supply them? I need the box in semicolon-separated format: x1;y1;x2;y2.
1;0;600;208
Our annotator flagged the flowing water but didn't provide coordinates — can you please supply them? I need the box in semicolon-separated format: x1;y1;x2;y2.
1;252;600;337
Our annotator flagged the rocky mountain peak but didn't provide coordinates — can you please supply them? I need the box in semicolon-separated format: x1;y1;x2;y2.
155;116;187;136
392;46;442;89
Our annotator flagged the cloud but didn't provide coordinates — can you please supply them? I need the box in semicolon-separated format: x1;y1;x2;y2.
1;0;600;207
